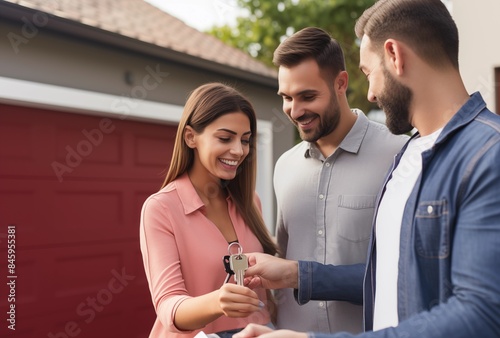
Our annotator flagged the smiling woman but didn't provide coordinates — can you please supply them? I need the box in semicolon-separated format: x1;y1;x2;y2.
139;82;278;338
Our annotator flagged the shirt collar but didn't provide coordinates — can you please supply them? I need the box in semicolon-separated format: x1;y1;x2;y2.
175;173;205;215
304;109;369;159
174;173;233;215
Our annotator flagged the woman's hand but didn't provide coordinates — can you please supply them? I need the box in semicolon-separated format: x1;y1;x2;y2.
217;283;264;317
174;283;264;330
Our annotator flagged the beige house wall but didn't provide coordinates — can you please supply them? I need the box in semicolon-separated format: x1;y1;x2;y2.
450;0;500;112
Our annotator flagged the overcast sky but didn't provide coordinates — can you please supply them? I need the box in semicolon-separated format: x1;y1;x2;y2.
145;0;245;31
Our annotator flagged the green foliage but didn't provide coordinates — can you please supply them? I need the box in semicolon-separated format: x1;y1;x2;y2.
208;0;377;114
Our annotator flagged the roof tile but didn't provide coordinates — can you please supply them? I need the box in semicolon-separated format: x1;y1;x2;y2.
3;0;277;78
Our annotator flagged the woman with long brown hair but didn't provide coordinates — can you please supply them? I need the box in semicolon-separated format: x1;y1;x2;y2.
140;82;278;337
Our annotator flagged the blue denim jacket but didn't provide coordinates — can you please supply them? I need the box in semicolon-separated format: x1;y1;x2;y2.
297;92;500;337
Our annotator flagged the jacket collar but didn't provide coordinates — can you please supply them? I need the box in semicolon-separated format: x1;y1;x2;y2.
410;92;487;145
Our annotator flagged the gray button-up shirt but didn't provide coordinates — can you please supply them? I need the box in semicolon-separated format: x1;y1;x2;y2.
274;110;408;333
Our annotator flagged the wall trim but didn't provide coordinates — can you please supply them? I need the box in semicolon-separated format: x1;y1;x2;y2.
256;119;274;230
0;76;183;124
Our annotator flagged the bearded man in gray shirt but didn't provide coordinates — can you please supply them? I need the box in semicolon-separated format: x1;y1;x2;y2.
272;27;408;334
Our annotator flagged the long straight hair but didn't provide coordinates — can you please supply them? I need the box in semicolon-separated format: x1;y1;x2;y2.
162;83;278;256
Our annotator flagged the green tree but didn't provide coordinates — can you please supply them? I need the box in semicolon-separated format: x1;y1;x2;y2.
208;0;377;114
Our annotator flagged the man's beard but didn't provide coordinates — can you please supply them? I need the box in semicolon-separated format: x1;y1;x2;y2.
296;94;341;142
378;66;413;135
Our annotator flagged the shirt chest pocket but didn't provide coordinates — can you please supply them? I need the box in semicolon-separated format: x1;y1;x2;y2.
414;200;450;259
337;195;376;242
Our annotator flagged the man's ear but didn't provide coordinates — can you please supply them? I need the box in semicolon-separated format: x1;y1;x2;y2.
335;70;349;94
184;126;196;148
384;39;405;76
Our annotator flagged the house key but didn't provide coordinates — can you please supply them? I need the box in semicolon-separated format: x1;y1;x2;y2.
229;253;248;286
227;242;248;286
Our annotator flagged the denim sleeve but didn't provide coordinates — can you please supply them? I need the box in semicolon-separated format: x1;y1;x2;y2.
295;261;364;305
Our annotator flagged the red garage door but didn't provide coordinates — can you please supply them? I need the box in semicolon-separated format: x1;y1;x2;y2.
0;104;176;337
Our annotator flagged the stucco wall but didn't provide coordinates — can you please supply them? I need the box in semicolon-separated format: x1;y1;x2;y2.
451;0;500;112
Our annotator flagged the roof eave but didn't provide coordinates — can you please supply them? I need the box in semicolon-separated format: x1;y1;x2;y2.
0;1;278;88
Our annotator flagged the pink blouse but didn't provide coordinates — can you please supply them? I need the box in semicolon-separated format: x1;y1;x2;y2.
140;173;270;337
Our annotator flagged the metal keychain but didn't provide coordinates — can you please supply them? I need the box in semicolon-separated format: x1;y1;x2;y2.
222;242;247;285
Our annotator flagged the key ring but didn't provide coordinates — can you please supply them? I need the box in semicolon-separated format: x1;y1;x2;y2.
228;242;243;256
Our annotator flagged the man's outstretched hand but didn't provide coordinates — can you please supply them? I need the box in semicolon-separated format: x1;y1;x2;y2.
243;253;299;290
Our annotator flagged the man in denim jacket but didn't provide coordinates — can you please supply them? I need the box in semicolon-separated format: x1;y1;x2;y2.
235;0;500;337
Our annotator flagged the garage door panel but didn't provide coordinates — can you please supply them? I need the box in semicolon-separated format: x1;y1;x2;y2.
1;104;176;181
0;183;123;245
0;189;36;228
0;182;56;246
134;189;156;217
130;247;150;288
54;190;123;233
0;104;166;336
14;307;137;337
54;251;125;298
51;182;152;242
0;324;36;337
1;302;151;338
4;242;146;305
0;241;151;337
125;304;156;338
55;127;123;166
0;123;34;160
0;181;160;246
74;310;129;337
134;133;175;167
0;257;38;308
